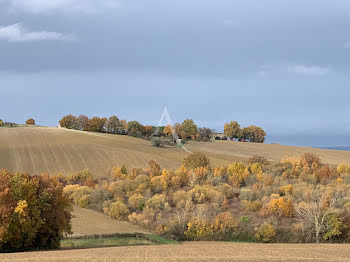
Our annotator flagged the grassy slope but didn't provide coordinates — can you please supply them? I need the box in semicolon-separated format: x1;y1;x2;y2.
1;126;350;179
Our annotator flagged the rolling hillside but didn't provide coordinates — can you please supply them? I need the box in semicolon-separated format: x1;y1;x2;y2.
0;126;349;178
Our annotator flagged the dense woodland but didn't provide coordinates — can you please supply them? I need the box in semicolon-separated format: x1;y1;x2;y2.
60;153;350;243
1;152;350;252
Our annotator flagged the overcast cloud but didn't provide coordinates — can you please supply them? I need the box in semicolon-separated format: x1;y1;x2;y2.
1;0;350;147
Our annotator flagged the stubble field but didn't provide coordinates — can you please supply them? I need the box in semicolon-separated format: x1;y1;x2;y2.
1;126;349;179
1;242;350;262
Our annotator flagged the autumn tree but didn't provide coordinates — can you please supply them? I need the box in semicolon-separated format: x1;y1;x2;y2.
197;127;213;142
106;116;121;134
88;117;107;132
295;190;340;243
144;126;154;137
224;121;241;140
174;123;183;138
243;126;266;143
26;118;35;125
120;120;128;131
59;114;79;129
77;115;89;131
0;171;72;252
0;119;3;126
164;125;173;137
127;121;145;138
183;152;210;169
182;119;197;139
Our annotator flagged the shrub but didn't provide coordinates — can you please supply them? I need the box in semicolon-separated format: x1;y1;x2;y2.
112;166;128;180
242;200;262;212
66;185;93;208
89;188;112;211
182;152;210;169
240;216;251;223
65;169;94;185
151;176;167;193
145;194;166;210
337;163;350;175
240;188;254;201
106;200;129;220
266;197;294;217
173;190;189;207
184;218;214;240
0;119;3;126
248;155;270;166
254;224;276;243
193;167;210;182
151;137;165;148
128;194;146;210
213;212;238;240
249;163;263;175
278;184;293;196
227;162;249;187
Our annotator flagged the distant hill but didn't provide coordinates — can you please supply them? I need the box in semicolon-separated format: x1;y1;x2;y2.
1;126;350;178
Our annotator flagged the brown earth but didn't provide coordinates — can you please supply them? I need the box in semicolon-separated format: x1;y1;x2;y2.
1;126;349;179
1;242;350;262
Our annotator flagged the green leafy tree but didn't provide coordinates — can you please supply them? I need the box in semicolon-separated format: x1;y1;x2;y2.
127;121;145;137
182;119;197;139
106;116;121;134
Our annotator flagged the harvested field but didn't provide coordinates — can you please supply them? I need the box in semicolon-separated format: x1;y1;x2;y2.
1;126;349;179
2;242;350;262
71;206;149;236
188;140;350;166
0;126;187;178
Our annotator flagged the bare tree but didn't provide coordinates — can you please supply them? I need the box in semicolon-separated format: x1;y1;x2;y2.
295;190;339;243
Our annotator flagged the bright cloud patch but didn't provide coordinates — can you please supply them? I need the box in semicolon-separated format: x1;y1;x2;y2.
3;0;120;14
288;65;329;76
0;23;74;42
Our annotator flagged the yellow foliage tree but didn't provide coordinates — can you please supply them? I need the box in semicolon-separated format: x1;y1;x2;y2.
254;224;276;243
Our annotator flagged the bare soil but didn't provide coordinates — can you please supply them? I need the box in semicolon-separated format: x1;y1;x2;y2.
1;242;350;262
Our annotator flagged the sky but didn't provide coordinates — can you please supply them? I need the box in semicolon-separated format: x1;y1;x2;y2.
1;0;350;147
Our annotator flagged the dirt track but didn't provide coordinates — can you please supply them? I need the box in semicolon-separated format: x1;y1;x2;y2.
1;242;350;262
